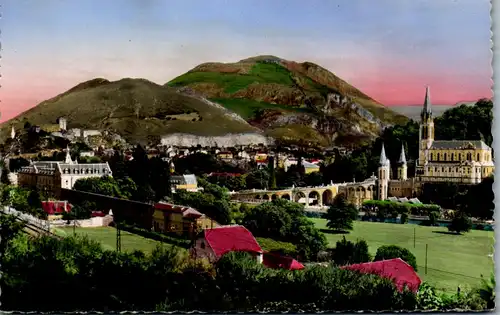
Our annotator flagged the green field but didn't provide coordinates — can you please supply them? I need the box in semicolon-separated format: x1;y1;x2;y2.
53;227;176;254
168;62;295;94
311;218;494;293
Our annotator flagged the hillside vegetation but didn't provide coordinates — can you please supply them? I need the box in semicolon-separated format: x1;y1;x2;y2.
0;78;257;144
167;55;408;146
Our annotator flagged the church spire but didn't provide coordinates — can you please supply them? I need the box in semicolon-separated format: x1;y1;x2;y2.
65;145;73;164
379;143;389;166
398;144;407;165
423;85;432;114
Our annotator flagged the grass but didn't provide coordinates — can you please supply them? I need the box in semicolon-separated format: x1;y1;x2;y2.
311;218;494;293
53;226;179;254
168;62;295;94
210;98;309;119
0;78;255;144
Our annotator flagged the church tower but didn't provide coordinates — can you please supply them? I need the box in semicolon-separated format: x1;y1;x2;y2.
417;86;434;176
397;144;408;180
377;143;390;200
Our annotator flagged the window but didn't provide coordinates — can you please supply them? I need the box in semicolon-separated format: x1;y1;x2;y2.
477;153;480;161
459;153;462;160
451;153;454;161
444;153;447;161
437;153;440;161
200;242;206;249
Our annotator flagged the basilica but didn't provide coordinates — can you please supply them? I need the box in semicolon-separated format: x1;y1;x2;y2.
377;87;495;200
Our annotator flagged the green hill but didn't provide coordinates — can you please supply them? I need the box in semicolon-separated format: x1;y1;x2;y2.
0;78;257;144
166;55;408;146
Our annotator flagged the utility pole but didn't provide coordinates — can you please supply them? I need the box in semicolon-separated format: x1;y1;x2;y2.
116;222;122;252
413;227;416;248
425;244;428;275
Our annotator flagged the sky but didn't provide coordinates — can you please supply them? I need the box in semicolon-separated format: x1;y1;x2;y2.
0;0;493;123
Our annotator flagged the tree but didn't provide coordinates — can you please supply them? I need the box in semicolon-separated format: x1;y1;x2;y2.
73;176;126;199
241;199;327;261
332;237;371;265
0;163;11;185
267;157;277;189
374;245;418;271
245;169;269;190
149;157;171;201
325;194;358;232
448;212;472;234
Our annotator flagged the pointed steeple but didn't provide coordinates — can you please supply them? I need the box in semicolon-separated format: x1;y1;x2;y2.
64;145;73;164
423;85;432;114
379;143;389;166
398;144;407;165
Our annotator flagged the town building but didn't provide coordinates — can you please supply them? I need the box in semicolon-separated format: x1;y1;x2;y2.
152;202;219;238
169;174;200;192
378;86;495;200
17;147;112;197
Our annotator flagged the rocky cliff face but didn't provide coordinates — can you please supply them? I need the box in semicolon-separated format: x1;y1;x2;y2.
160;133;273;147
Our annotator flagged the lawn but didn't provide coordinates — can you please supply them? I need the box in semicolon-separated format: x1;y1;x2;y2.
53;227;178;254
311;218;494;293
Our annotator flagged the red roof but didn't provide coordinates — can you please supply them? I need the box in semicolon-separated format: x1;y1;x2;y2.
263;252;305;270
154;202;203;218
41;201;72;214
204;225;263;259
341;258;421;293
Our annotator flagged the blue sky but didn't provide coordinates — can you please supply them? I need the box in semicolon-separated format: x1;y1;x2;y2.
0;0;492;121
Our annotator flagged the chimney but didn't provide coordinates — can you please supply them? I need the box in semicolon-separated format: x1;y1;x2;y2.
256;252;264;264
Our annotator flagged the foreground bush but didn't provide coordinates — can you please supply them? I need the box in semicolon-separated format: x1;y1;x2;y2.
374;245;418;271
0;230;491;312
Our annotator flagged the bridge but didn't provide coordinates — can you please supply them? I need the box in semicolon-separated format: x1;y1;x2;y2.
230;176;378;208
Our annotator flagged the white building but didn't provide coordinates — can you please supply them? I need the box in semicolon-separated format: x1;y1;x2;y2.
17;147;112;197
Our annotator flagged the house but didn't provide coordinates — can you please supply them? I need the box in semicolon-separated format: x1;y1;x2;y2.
217;151;234;160
169;174;200;192
79;151;95;157
341;258;421;293
263;252;305;270
303;161;320;174
190;225;264;263
41;200;72;215
152;202;219;238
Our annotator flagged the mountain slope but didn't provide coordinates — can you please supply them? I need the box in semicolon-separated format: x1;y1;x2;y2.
166;55;408;146
0;78;258;144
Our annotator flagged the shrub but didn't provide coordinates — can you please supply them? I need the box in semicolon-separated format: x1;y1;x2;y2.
448;212;472;234
332;237;371;265
374;245;418;271
256;237;297;257
400;213;409;224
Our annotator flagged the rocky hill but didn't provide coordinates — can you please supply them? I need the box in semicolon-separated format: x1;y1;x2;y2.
0;78;260;145
167;55;408;146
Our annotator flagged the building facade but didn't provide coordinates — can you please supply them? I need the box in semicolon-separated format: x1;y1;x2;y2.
378;87;495;200
17;147;112;197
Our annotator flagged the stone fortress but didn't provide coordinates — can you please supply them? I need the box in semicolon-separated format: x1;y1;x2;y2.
233;87;495;208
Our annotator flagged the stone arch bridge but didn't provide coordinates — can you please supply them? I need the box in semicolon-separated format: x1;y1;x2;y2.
231;176;378;208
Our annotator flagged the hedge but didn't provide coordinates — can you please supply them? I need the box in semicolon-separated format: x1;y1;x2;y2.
256;237;298;257
117;223;192;248
363;200;441;216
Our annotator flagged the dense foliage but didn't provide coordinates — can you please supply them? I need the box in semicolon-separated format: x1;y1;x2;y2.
332;237;372;265
362;200;441;221
374;245;418;271
241;199;328;260
448;212;473;234
171;179;232;225
325;194;358;231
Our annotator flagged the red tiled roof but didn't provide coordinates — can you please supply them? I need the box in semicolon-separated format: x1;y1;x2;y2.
41;201;72;214
263;252;305;270
341;258;421;293
204;225;263;259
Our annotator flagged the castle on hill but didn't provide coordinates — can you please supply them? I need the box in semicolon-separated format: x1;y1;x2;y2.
377;86;495;200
